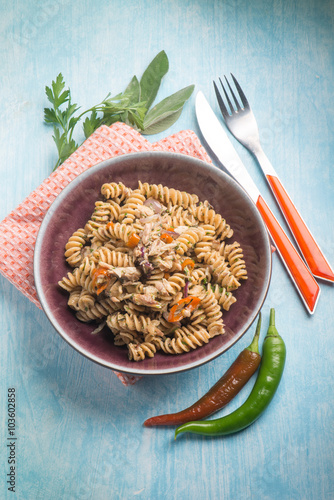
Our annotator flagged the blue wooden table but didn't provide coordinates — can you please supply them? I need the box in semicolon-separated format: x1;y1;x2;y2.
1;1;334;499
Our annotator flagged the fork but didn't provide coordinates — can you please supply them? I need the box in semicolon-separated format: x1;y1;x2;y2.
213;75;334;283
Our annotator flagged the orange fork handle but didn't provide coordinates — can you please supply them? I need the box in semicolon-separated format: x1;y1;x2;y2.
267;175;334;282
256;195;320;314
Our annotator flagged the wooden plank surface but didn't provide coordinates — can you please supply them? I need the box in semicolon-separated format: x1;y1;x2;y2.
1;0;334;498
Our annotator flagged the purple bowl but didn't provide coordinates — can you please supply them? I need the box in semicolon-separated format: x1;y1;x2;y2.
34;151;271;376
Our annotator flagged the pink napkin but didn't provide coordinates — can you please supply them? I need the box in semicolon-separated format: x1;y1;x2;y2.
0;122;212;385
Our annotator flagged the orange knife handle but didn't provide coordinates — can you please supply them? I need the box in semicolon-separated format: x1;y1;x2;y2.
256;195;320;313
266;174;334;282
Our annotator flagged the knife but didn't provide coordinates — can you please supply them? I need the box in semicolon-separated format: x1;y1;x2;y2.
195;91;320;314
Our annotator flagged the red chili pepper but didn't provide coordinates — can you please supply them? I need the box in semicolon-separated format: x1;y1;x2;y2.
144;314;262;427
168;296;201;323
181;258;195;271
160;232;174;244
127;233;140;248
92;268;110;295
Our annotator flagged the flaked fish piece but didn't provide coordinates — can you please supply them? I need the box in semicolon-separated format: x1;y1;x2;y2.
107;279;124;301
136;205;155;218
132;293;162;309
154;279;175;296
173;225;191;235
108;267;141;283
151;256;174;271
148;238;177;257
141;222;154;245
143;285;159;296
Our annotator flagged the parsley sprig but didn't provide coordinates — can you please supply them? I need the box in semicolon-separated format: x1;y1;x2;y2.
44;51;194;170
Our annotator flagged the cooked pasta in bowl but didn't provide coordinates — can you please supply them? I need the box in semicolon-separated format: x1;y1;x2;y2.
34;152;271;375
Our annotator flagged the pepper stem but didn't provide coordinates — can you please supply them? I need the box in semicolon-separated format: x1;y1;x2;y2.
266;308;279;337
246;312;261;354
270;308;275;326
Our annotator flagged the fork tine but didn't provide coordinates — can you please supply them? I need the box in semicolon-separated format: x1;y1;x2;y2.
213;80;229;119
230;73;249;109
224;76;241;111
219;77;236;114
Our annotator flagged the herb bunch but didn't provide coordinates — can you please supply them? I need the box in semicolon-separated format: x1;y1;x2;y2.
44;51;194;170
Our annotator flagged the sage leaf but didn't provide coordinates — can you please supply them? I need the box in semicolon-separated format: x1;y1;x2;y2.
140;50;169;109
142;108;183;135
142;84;195;134
123;75;141;105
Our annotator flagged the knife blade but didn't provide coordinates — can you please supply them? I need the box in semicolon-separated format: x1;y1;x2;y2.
195;91;320;314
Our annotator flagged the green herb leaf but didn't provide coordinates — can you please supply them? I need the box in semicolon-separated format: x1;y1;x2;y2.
142;108;183;135
44;53;194;169
65;102;80;123
142;84;195;134
45;85;55;105
83;110;102;139
139;50;169;109
44;107;58;124
47;73;70;108
52;127;78;169
58;139;77;163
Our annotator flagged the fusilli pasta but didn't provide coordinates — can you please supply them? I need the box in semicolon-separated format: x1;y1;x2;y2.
59;181;247;361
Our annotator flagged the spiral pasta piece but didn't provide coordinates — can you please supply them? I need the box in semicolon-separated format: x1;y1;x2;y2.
91;202;110;224
75;300;114;322
175;324;211;346
59;266;94;294
90;200;121;224
167;272;187;294
94;222;138;245
194;224;215;261
202;250;240;290
79;256;99;277
84;219;106;235
200;287;224;337
119;189;146;224
101;182;129;200
99;297;123;314
189;305;206;326
224;242;248;280
64;228;87;267
91;247;134;267
164;204;197;227
175;226;205;255
107;312;160;336
67;289;82;310
128;341;157;361
210;284;237;311
113;331;140;346
191;204;233;240
139;182;198;208
154;325;210;354
188;267;208;285
77;289;96;311
145;269;165;286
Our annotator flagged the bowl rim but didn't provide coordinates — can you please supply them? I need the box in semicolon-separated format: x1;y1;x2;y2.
34;151;272;376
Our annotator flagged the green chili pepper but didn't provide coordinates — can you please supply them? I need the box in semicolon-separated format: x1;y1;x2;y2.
144;315;262;427
175;308;286;439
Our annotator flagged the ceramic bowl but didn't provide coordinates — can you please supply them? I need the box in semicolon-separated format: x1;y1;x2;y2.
34;151;271;376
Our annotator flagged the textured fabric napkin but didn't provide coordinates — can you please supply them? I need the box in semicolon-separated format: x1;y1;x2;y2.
0;122;212;385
